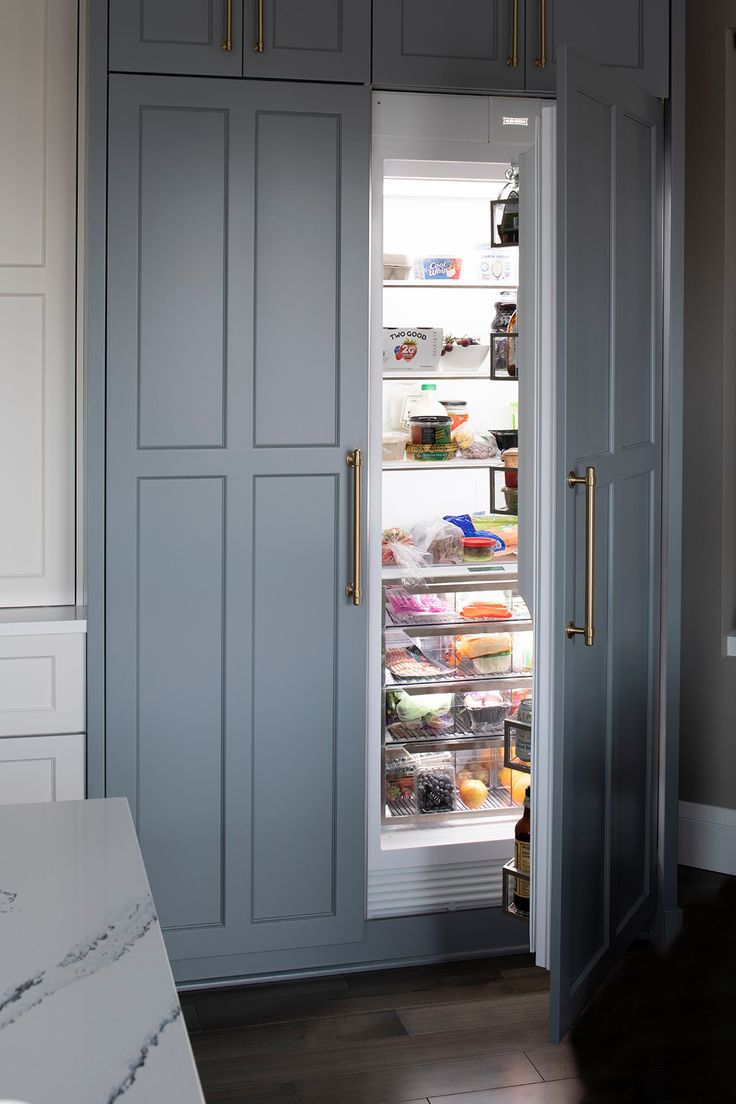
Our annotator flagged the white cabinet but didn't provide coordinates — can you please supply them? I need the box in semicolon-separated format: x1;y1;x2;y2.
0;734;85;804
0;0;78;606
0;633;85;737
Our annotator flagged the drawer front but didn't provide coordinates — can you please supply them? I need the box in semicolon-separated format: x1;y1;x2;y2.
0;634;85;737
0;733;85;804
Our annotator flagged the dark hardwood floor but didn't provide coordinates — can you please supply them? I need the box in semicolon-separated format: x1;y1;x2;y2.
182;954;582;1104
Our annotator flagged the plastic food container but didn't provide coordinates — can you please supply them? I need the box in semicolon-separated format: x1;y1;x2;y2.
463;536;495;562
408;415;454;461
385;754;417;814
491;429;518;451
420;257;463;281
382;433;408;461
440;400;469;432
503;447;519;488
457;691;513;736
502;485;519;513
414;753;456;814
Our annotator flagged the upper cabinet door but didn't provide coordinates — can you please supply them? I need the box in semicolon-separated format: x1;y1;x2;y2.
549;47;663;1039
372;0;524;93
109;0;243;76
243;0;370;82
524;0;669;97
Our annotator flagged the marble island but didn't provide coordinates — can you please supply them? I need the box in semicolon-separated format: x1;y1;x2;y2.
0;799;204;1104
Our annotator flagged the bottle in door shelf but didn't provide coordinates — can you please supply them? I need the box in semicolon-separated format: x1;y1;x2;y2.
514;786;531;916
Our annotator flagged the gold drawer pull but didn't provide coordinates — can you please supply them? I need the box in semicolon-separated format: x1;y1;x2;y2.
507;0;519;67
222;0;233;51
346;450;362;606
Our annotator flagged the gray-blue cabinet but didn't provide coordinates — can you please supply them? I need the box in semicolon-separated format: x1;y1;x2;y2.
372;0;524;94
523;0;670;97
109;0;244;76
109;0;370;82
243;0;370;82
373;0;669;98
105;74;370;966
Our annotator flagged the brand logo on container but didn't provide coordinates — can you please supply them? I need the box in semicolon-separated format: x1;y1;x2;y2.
503;115;529;126
389;330;427;341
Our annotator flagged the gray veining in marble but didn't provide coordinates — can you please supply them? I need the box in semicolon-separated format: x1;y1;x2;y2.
0;798;204;1104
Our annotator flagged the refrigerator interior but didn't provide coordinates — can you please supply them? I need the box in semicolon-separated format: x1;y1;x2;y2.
373;161;535;859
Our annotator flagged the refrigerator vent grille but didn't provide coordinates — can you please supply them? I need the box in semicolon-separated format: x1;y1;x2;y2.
367;858;504;919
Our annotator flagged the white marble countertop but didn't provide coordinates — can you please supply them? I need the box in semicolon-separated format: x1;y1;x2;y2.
0;798;204;1104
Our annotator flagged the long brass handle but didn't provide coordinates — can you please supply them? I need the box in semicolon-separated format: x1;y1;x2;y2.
534;0;547;67
507;0;519;67
346;449;362;606
222;0;233;51
567;466;596;646
254;0;264;52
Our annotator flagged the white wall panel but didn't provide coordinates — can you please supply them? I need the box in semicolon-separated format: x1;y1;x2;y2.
0;0;77;605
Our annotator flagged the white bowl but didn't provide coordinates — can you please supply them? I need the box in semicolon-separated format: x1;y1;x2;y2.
439;343;490;370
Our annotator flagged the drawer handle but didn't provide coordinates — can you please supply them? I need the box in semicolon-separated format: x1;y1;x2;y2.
255;0;265;52
507;0;519;67
346;449;362;606
567;466;596;646
222;0;233;51
534;0;547;67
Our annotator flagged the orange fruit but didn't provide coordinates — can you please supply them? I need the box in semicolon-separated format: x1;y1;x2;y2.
459;778;488;809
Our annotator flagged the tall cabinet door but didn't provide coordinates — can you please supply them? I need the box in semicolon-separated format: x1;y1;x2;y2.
243;0;370;82
549;47;663;1039
106;76;369;966
372;0;524;93
109;0;243;76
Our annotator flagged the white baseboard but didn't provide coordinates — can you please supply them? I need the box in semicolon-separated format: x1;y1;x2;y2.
679;801;736;875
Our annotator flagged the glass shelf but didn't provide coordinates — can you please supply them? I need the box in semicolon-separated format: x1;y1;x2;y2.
383;457;505;472
383;281;518;290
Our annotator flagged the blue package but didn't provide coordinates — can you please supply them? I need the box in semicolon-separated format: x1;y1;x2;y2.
443;514;506;552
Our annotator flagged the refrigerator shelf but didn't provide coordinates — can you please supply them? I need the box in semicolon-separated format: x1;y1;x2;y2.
382;564;518;586
385;616;533;637
385;733;504;751
385;786;512;822
383;281;517;289
384;672;533;694
383;458;506;471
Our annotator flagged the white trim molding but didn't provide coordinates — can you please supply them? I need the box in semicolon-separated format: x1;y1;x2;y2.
679;801;736;875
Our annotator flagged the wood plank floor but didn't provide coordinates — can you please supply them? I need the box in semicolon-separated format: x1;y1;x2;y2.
182;955;582;1104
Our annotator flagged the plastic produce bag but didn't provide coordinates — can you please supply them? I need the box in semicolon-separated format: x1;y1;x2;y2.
381;527;431;574
412;517;464;564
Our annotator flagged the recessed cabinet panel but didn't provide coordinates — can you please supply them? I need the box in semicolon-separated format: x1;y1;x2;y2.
109;0;243;76
138;106;227;449
136;476;226;931
611;471;653;936
253;111;340;447
568;91;612;461
525;0;669;98
616;110;654;450
251;474;339;922
0;734;85;805
244;0;370;82
373;0;523;93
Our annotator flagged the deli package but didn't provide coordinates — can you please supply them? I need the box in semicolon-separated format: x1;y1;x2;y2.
382;327;443;372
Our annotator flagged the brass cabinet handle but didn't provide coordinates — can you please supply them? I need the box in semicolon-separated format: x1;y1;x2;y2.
507;0;519;67
534;0;547;67
254;0;264;52
345;449;362;606
222;0;233;51
567;466;596;646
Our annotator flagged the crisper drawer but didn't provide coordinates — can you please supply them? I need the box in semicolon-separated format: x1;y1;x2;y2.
0;733;85;804
0;634;85;737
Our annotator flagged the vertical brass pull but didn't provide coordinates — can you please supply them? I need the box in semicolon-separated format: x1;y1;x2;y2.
254;0;264;52
346;450;362;606
222;0;233;51
567;466;596;646
507;0;519;67
534;0;547;67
